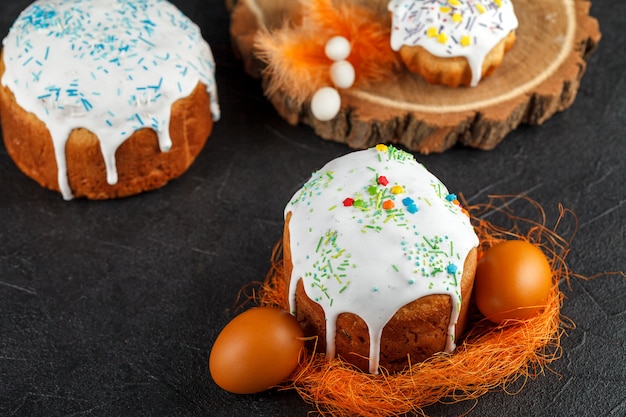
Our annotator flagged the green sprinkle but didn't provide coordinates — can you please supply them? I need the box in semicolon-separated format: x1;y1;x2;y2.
392;264;399;272
423;236;435;249
329;205;337;211
316;236;323;253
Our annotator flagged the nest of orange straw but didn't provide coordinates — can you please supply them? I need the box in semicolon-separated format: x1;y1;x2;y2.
246;195;587;417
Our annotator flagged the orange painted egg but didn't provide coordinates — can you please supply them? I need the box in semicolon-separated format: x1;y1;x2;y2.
474;240;553;324
209;307;304;394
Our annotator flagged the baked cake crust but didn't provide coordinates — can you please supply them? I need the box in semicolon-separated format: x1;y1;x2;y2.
399;31;517;88
0;52;213;199
284;212;477;372
0;0;219;200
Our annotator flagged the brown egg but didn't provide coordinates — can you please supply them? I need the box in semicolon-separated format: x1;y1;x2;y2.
209;307;304;394
475;240;553;324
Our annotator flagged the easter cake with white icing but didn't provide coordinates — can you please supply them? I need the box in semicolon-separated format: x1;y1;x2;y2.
283;145;479;373
388;0;518;87
0;0;220;199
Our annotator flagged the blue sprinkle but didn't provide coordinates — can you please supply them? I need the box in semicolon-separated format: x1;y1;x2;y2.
403;197;419;214
138;36;155;47
446;193;457;202
81;98;92;111
447;264;458;275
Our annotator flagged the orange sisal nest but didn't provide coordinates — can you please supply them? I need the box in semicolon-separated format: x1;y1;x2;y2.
251;195;586;417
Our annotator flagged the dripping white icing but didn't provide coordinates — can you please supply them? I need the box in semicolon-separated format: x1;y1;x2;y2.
1;0;220;200
285;145;479;374
388;0;519;87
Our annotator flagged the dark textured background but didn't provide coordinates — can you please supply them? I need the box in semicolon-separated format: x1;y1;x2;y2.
0;1;624;416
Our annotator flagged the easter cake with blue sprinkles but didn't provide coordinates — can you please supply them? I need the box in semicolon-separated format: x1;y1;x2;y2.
282;144;479;373
0;0;219;199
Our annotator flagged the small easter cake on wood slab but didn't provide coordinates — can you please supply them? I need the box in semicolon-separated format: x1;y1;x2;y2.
228;0;600;154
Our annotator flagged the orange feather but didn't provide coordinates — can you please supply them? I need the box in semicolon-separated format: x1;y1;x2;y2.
255;0;400;106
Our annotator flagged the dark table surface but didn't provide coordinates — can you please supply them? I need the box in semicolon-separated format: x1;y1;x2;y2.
1;1;624;416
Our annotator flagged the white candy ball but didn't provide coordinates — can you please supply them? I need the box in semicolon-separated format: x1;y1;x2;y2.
330;60;355;89
325;36;351;61
311;87;341;121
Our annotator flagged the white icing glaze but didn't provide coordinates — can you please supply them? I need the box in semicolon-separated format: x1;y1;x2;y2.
285;145;479;374
2;0;220;200
388;0;518;86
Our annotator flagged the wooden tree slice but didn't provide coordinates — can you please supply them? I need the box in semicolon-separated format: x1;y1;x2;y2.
228;0;601;153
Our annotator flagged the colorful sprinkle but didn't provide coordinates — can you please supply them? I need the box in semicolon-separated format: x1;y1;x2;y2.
383;200;395;210
391;185;404;194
